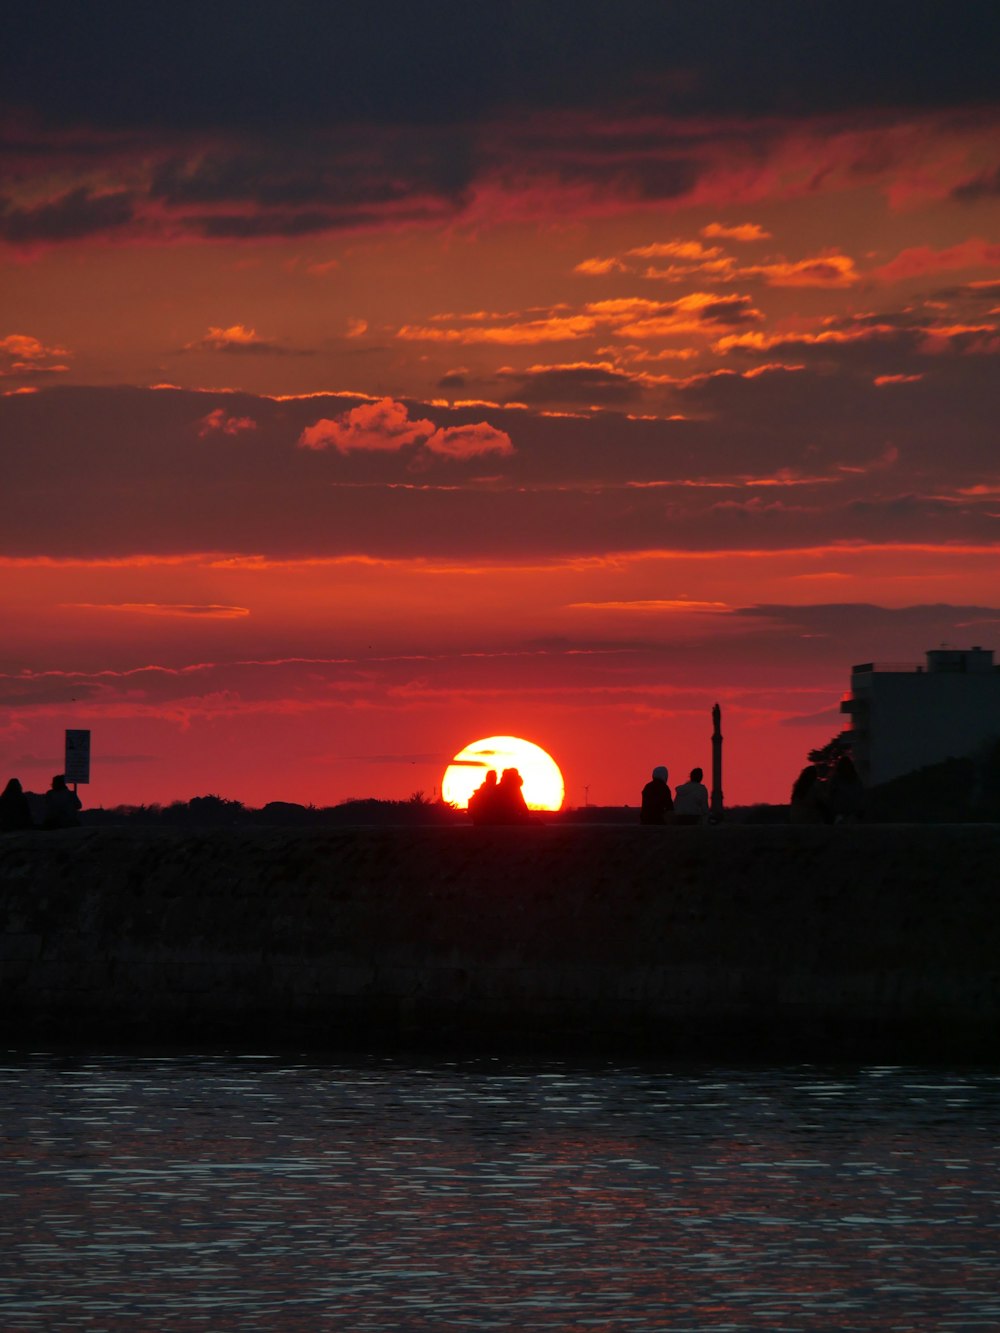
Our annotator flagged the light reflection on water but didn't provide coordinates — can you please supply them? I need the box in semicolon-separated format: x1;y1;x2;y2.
2;1054;1000;1330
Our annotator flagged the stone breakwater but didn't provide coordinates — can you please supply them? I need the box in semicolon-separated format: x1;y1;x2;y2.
2;824;999;1058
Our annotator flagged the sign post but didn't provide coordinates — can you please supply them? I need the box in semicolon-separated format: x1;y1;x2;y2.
64;729;91;789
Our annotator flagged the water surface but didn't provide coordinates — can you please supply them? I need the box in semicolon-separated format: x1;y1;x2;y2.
2;1053;999;1329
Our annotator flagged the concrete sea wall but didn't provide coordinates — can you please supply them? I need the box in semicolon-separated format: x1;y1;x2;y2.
2;825;999;1058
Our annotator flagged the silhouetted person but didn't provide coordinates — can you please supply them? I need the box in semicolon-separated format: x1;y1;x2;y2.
468;770;498;825
789;765;828;824
43;774;82;829
827;754;865;823
0;777;33;831
493;767;531;824
673;767;710;825
640;765;672;825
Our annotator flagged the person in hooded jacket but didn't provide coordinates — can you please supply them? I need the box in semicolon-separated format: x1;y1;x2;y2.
468;770;498;824
0;777;33;831
640;765;673;825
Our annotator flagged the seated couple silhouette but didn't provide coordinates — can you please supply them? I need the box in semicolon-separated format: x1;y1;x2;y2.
468;768;531;825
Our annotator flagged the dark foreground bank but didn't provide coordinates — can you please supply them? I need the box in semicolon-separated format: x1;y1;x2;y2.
2;824;999;1059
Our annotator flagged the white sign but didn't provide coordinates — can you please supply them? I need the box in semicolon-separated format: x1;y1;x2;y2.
65;729;91;784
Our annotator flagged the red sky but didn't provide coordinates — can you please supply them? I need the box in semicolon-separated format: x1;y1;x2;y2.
3;4;1000;809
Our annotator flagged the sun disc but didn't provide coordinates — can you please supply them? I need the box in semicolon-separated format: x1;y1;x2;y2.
442;735;564;811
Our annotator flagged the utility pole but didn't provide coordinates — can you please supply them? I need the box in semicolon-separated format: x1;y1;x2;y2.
711;703;724;822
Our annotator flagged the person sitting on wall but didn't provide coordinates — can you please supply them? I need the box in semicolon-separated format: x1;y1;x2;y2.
492;767;532;824
826;754;865;823
789;764;828;824
42;774;82;830
640;765;673;825
468;770;498;825
673;767;710;825
0;777;34;831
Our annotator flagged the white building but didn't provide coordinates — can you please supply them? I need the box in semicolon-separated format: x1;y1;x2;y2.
840;647;1000;785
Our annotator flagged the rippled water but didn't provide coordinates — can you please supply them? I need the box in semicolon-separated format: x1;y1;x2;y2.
2;1053;1000;1330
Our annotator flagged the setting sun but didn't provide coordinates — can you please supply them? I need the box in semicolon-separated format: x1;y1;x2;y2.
442;736;565;811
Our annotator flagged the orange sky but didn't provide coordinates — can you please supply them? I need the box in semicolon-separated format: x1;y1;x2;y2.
3;5;1000;809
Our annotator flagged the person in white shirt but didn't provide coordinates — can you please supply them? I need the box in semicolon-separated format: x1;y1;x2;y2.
673;767;709;825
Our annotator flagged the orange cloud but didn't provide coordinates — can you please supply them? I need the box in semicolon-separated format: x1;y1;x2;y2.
612;345;700;362
585;297;668;318
197;407;257;436
567;598;730;612
742;253;858;287
0;333;68;360
872;238;1000;283
450;398;504;408
0;332;71;377
297;398;513;460
398;292;764;351
429;310;520;322
576;235;858;288
182;324;304;354
702;222;772;242
396;315;597;344
713;323;893;352
741;361;806;378
424;422;514;459
186;324;264;350
666;363;807;392
574;256;626;275
612;291;763;338
627;240;724;261
874;373;924;386
642;258;738;282
918;324;1000;355
298;397;435;452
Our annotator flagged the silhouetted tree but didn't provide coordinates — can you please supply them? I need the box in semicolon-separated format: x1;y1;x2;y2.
808;730;853;769
185;794;246;826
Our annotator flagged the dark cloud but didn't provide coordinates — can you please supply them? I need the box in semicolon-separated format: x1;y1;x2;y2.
136;131;474;240
735;603;1000;632
700;319;999;473
698;297;762;326
1;6;997;250
149;135;474;209
4;385;1000;559
500;364;642;406
930;278;1000;307
626;158;702;203
951;165;1000;202
710;602;1000;686
732;603;1000;670
0;186;135;243
3;113;996;252
4;3;999;132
